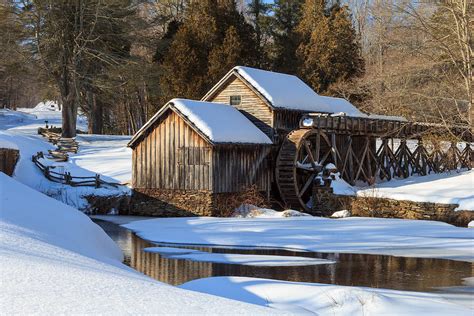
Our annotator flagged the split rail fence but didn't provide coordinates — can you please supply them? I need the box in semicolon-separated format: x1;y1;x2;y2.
32;152;121;188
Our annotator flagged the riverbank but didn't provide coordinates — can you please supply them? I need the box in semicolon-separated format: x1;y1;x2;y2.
0;173;276;314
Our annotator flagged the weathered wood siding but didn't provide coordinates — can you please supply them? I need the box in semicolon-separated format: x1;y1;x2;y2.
132;110;213;191
273;109;305;132
209;76;274;139
212;145;272;193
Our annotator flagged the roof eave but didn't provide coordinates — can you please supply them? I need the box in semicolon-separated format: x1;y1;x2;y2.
127;103;172;148
213;141;273;146
202;67;275;110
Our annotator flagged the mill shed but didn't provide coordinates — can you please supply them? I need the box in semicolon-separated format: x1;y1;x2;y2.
129;66;471;216
128;98;273;216
202;66;367;139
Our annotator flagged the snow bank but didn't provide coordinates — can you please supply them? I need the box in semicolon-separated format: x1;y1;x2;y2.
171;98;272;144
143;247;335;267
33;100;60;111
19;101;87;125
0;110;131;211
0;174;275;314
355;170;474;211
330;169;474;211
0;108;37;129
123;217;474;262
0;137;18;150
181;277;473;315
235;66;366;116
0;172;122;263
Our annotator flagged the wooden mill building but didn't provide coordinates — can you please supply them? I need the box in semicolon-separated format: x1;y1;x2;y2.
128;98;272;216
129;66;472;216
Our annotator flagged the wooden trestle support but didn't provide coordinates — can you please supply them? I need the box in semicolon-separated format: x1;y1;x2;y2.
276;115;473;211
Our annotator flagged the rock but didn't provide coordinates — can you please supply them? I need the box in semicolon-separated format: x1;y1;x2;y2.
232;205;311;218
281;209;311;217
331;210;351;218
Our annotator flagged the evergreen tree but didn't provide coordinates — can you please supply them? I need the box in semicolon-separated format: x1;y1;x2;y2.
208;26;246;80
296;1;364;93
159;0;257;103
271;0;304;73
247;0;272;67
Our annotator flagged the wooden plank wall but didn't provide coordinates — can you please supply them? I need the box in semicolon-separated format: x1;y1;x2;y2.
133;111;213;191
212;146;272;194
273;110;305;132
209;76;275;139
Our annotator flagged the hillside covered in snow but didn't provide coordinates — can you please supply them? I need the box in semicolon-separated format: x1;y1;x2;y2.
0;173;274;314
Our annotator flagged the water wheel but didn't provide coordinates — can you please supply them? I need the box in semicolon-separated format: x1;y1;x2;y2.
276;129;335;211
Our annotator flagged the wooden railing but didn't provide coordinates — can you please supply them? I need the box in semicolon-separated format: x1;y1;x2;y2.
300;114;472;141
32;152;122;188
336;137;472;185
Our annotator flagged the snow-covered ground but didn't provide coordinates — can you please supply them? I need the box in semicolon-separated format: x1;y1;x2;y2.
0;173;275;314
355;171;474;211
0;105;131;211
3;102;472;212
181;277;473;315
2;102;473;315
123;216;474;262
331;170;474;211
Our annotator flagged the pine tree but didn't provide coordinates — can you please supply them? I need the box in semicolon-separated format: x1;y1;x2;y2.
159;0;257;103
247;0;272;67
208;26;246;80
271;0;304;73
296;1;364;93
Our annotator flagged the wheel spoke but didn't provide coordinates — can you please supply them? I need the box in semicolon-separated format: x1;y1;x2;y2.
298;174;315;197
304;141;320;171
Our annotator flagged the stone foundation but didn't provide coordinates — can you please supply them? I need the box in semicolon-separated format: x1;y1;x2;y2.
328;194;473;227
349;196;473;227
130;188;213;216
83;194;131;215
0;148;19;176
311;187;341;216
130;188;249;217
130;186;270;217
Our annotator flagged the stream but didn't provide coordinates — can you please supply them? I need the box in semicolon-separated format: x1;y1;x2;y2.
93;219;473;293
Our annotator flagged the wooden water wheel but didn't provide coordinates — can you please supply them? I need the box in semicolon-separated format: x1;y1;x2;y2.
276;129;335;211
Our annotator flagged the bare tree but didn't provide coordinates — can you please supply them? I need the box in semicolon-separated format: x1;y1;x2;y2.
23;0;134;138
401;0;472;126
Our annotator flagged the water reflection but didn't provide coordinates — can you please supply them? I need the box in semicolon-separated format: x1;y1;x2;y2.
94;219;473;291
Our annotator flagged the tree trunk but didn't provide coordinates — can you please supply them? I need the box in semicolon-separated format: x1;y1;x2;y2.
88;94;103;134
61;95;77;138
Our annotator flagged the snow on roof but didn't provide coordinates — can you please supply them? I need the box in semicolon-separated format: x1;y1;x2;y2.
367;114;407;122
171;98;272;144
234;66;366;117
0;138;18;150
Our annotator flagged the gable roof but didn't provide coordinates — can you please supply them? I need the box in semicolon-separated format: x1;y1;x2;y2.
128;98;273;148
203;66;367;117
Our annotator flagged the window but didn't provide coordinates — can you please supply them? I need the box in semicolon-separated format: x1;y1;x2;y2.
229;95;241;106
178;147;210;165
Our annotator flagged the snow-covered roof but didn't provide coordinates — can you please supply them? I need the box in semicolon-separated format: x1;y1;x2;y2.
216;66;365;116
0;134;19;150
128;99;273;147
172;99;272;144
366;114;407;122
